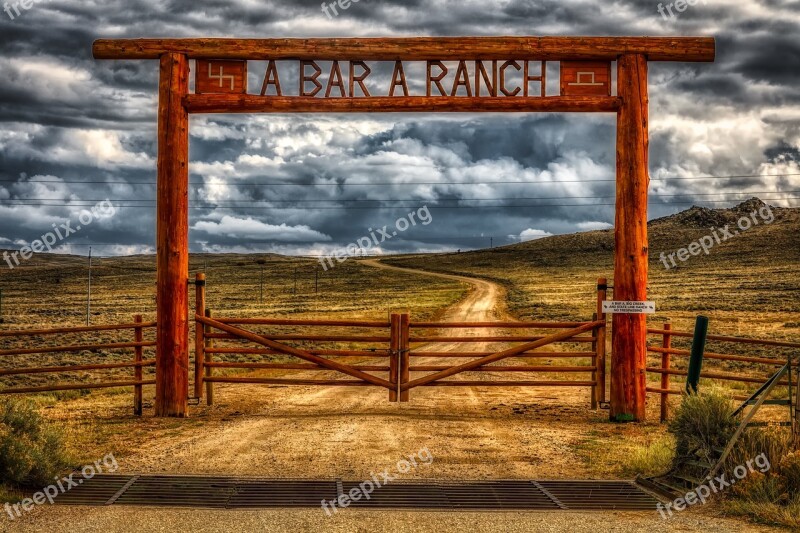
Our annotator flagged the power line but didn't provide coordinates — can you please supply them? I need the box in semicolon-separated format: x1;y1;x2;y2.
1;172;798;187
1;191;798;206
0;200;798;210
0;200;795;218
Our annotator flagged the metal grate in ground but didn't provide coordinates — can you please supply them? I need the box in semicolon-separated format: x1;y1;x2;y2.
51;475;661;511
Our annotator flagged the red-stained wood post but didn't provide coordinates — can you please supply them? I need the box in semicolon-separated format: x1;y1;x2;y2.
399;313;411;402
611;54;649;422
389;313;400;402
134;314;143;416
155;52;190;418
194;273;206;400
660;322;673;423
595;277;608;406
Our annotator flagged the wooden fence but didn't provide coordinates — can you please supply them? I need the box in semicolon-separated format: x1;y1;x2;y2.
195;274;608;405
0;315;156;415
646;324;800;423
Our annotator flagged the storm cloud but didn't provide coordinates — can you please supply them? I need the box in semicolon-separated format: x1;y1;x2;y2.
0;0;797;256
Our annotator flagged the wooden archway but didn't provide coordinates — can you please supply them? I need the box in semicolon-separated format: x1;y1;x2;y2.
92;36;715;419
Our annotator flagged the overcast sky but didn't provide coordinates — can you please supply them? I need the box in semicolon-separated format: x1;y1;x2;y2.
0;0;798;258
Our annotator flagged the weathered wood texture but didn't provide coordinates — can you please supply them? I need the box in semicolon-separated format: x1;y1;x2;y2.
184;95;622;114
93;37;716;62
155;52;190;418
612;54;649;422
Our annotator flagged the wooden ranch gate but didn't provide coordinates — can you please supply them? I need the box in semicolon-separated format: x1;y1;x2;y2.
92;36;716;419
193;275;609;406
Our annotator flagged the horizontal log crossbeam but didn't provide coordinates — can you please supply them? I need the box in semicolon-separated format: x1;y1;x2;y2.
184;95;622;114
93;37;715;62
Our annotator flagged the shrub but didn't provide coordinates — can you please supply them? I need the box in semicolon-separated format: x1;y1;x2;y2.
667;388;738;465
668;392;800;528
0;399;71;488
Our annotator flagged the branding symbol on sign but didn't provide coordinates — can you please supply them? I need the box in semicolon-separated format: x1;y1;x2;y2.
569;72;605;87
208;63;236;90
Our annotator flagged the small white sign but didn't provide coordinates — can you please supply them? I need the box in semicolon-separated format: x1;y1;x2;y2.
602;301;656;314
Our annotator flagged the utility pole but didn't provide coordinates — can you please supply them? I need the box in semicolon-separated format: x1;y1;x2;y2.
86;246;92;326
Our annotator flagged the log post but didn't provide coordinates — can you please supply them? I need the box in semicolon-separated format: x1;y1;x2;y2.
155;52;190;417
591;313;599;410
194;273;206;400
203;309;214;406
399;313;410;402
612;53;649;422
205;308;214;406
389;313;400;402
660;322;672;423
595;277;608;406
134;314;143;416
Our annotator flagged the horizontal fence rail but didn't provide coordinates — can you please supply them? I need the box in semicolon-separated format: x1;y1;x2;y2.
0;315;156;415
193;274;610;406
646;323;800;422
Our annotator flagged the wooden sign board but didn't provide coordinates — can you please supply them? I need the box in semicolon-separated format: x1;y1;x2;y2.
560;61;611;96
195;60;247;94
602;301;656;315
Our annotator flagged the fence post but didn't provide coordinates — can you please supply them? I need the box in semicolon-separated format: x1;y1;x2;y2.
389;314;400;402
205;308;214;406
134;314;143;416
591;313;599;409
399;313;410;402
194;273;206;400
789;355;798;446
795;356;800;447
595;277;608;405
660;322;672;423
686;315;709;394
